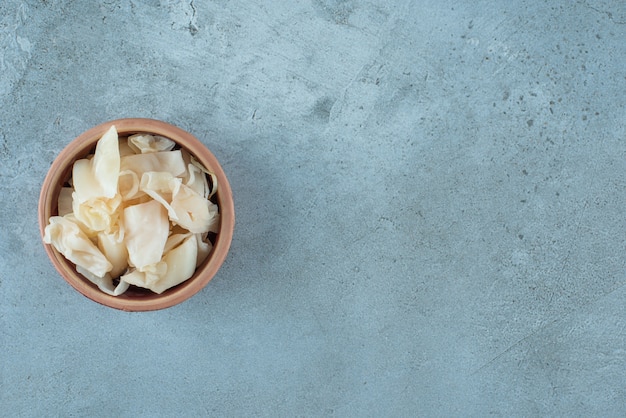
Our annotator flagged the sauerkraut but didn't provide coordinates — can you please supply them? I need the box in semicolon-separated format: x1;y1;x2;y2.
43;125;219;295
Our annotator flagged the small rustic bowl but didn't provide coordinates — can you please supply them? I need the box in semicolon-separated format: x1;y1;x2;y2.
38;118;235;311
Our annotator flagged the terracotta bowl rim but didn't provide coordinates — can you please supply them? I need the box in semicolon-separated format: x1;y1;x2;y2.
38;118;235;311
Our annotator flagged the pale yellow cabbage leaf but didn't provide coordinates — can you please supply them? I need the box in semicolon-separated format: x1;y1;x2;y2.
97;231;128;278
195;233;212;267
43;216;112;278
128;133;176;154
120;150;186;178
72;193;122;234
118;169;142;201
123;199;169;270
76;265;130;296
72;125;120;204
170;184;219;233
121;233;198;294
190;155;218;199
185;162;209;198
139;171;218;234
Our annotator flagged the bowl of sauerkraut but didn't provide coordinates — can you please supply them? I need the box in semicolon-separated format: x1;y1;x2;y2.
38;118;235;311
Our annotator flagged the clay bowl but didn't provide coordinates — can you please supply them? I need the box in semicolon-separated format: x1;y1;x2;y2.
38;118;235;311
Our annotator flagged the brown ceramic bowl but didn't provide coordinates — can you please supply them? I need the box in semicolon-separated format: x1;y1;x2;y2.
38;118;235;311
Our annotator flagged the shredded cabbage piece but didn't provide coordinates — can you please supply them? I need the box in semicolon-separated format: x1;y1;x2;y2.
190;155;218;198
181;149;218;198
195;233;212;267
123;199;169;270
140;171;218;234
185;162;209;198
120;150;186;178
171;183;219;233
73;125;120;204
76;265;130;296
121;233;198;294
97;231;128;278
128;133;176;154
43;216;112;278
118;169;141;201
72;193;122;234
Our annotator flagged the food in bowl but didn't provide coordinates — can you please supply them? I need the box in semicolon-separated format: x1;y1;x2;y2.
43;125;220;296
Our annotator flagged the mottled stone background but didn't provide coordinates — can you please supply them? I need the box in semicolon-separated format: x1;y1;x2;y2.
1;0;625;415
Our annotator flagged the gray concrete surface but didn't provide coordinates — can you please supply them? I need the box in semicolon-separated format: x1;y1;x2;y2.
1;0;625;416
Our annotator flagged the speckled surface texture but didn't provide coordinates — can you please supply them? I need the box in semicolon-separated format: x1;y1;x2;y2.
1;0;625;416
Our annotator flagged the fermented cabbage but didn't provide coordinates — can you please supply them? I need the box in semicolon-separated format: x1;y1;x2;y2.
43;125;219;295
